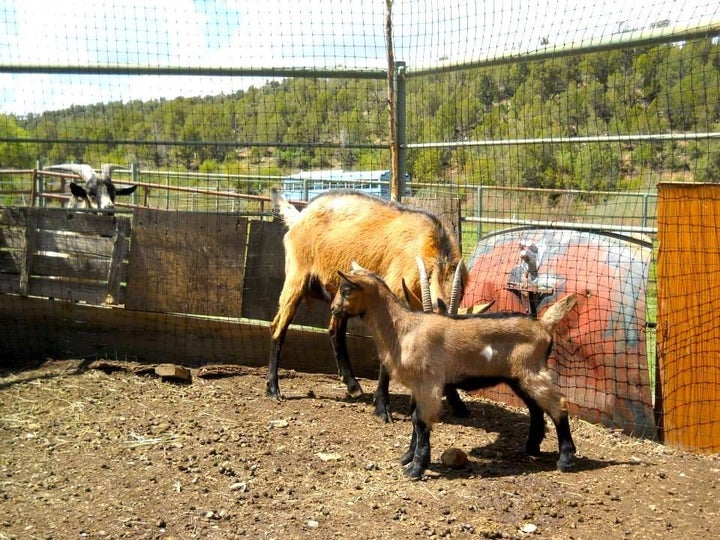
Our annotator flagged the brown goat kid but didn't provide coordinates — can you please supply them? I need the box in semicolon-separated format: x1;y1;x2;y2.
331;263;578;479
268;189;468;421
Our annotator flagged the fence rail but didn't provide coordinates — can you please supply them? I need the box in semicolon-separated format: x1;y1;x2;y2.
0;167;659;236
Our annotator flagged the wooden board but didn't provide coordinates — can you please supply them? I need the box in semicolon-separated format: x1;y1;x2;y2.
0;295;380;380
241;218;330;327
35;210;123;236
0;207;28;293
125;208;247;317
0;207;131;304
30;252;112;281
241;219;286;322
0;206;29;228
657;183;720;452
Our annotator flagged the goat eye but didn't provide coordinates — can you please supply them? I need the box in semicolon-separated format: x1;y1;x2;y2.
340;284;353;296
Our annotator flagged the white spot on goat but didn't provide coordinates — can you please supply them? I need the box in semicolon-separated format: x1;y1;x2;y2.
329;197;356;214
481;345;494;361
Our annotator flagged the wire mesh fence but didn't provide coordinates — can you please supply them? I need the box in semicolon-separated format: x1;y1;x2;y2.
1;0;720;448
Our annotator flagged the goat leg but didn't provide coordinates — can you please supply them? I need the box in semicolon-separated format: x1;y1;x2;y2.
525;404;547;456
400;435;416;466
554;399;576;471
443;384;470;417
328;314;363;398
514;380;576;471
373;366;394;422
376;377;466;422
267;286;305;400
400;399;417;465
266;338;284;400
507;381;547;455
404;402;431;479
554;415;576;471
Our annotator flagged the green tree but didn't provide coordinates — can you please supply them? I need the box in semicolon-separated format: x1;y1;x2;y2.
572;143;621;190
0;115;34;167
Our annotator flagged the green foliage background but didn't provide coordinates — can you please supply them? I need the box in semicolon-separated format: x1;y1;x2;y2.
2;40;719;190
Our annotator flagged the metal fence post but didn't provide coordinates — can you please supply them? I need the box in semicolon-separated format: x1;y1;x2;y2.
395;61;407;199
130;163;139;206
34;159;44;208
476;185;483;239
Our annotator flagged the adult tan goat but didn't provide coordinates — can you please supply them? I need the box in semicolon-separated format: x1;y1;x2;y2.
331;262;578;479
268;189;467;421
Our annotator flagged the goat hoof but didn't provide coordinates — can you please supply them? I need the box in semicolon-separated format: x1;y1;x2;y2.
404;464;425;480
373;403;393;423
556;454;575;472
525;442;542;457
345;382;364;399
400;450;414;466
266;389;284;402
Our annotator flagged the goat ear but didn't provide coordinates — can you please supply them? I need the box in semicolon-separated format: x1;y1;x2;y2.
337;270;359;287
402;278;421;308
69;182;87;197
116;185;137;196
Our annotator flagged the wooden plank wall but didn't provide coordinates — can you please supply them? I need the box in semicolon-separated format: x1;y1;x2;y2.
123;210;336;328
0;207;130;304
0;207;26;294
657;183;720;452
0;206;376;377
2;201;460;323
241;218;343;328
0;294;378;378
125;209;247;317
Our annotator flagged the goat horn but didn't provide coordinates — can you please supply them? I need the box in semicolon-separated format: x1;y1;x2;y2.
416;257;433;313
45;163;96;183
447;259;465;316
100;163;124;179
350;260;364;273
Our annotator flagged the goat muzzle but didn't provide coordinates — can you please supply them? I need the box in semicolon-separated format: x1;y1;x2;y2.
330;294;346;317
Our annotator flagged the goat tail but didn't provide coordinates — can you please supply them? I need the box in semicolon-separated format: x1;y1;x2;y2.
540;293;577;332
270;188;302;227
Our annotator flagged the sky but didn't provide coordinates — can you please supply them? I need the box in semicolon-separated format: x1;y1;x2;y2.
0;0;718;116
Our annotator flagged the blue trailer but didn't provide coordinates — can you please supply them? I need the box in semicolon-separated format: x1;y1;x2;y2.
281;169;410;201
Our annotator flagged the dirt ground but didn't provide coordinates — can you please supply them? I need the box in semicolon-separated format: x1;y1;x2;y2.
1;359;718;540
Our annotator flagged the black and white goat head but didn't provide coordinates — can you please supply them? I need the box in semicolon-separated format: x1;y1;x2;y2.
45;163;137;213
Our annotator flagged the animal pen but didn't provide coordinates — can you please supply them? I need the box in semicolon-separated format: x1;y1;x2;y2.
1;1;720;453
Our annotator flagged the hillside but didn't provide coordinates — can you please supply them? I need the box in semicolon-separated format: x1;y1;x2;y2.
2;40;719;191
